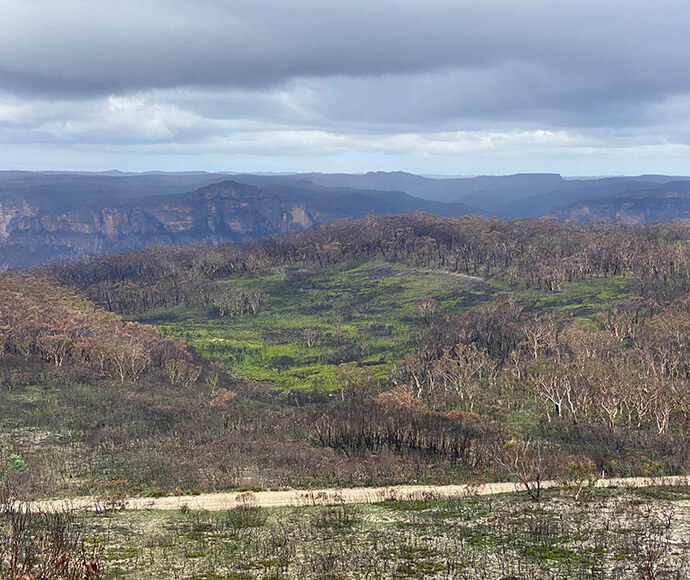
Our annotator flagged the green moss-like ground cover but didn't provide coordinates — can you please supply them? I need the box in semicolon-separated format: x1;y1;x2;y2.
143;261;498;391
56;486;690;579
141;262;634;391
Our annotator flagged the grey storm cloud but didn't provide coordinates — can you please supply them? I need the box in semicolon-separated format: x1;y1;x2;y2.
2;0;690;173
2;1;690;97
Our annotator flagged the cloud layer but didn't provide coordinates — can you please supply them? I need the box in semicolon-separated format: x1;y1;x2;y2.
2;0;690;174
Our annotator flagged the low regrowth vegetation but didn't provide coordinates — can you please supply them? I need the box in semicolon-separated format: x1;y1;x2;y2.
1;214;689;575
4;486;688;579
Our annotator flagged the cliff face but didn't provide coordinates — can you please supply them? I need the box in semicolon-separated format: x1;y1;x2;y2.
549;191;690;224
145;184;317;242
2;207;175;265
0;176;487;268
0;181;324;267
0;199;38;239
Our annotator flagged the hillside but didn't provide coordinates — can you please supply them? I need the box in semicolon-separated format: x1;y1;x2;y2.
5;170;690;267
39;214;690;484
231;171;573;208
550;184;690;224
3;215;690;575
230;171;690;217
0;176;483;268
0;170;229;210
0;272;195;381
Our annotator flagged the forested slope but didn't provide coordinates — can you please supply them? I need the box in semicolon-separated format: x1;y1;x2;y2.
16;215;686;495
47;213;690;311
0;213;689;507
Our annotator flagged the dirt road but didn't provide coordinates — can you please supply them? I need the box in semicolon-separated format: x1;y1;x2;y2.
25;475;688;513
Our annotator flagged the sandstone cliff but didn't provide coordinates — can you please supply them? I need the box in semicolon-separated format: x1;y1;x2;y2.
0;181;342;267
0;174;484;268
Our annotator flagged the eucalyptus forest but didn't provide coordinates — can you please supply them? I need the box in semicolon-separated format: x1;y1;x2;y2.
2;214;690;578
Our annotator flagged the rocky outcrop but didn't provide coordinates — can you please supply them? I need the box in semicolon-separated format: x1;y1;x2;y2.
145;183;315;241
549;191;690;224
1;206;176;266
0;176;486;268
0;199;38;239
0;181;327;267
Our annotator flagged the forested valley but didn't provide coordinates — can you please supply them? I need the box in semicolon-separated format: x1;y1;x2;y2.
2;213;690;578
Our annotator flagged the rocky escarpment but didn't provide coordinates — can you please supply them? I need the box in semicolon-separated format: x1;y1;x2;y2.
0;199;38;239
0;181;328;267
549;191;690;224
0;176;487;268
144;183;317;242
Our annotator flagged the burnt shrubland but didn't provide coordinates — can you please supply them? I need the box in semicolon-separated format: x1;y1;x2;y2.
0;214;688;499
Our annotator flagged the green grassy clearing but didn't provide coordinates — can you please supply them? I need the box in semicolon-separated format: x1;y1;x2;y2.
141;261;497;391
139;262;634;392
514;276;634;318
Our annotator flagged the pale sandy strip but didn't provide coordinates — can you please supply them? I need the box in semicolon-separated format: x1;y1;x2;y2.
19;475;689;514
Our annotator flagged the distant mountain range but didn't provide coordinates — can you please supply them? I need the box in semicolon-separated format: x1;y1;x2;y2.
2;170;690;267
0;172;482;267
549;182;690;224
228;171;690;217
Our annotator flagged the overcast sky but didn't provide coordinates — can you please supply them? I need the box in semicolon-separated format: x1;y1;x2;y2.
2;0;690;175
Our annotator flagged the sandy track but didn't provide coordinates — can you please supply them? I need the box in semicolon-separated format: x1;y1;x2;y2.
24;475;689;513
